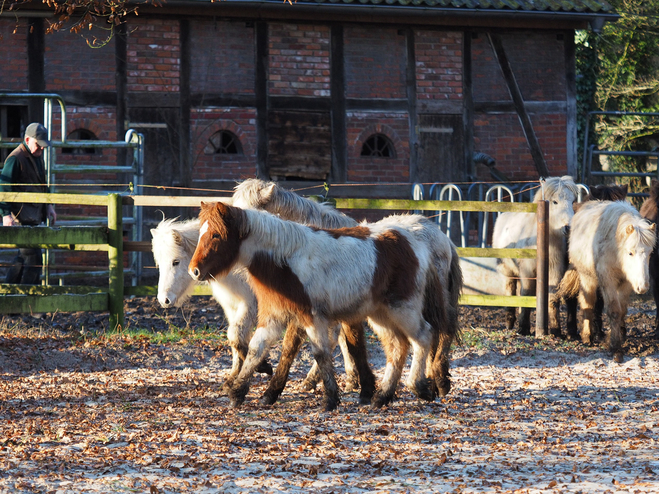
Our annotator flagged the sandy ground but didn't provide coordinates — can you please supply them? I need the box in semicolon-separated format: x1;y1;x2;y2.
0;297;658;493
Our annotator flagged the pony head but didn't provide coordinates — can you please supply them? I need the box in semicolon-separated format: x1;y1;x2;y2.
151;218;199;308
535;176;578;235
189;202;246;282
619;218;656;294
232;178;276;210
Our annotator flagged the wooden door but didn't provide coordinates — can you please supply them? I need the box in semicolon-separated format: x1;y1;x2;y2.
416;114;465;184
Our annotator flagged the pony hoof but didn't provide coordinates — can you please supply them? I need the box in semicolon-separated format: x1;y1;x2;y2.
358;393;373;406
343;378;360;393
256;359;273;376
613;351;624;364
566;332;580;341
219;381;233;395
435;379;451;397
517;328;532;337
323;398;339;412
259;393;277;406
371;392;393;409
301;378;318;392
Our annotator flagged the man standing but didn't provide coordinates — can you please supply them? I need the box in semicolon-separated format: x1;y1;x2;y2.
0;122;57;284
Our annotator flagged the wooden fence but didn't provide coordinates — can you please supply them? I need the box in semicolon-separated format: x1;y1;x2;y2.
0;192;549;335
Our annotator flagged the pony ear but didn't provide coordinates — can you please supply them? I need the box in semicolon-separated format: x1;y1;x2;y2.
626;224;635;235
150;228;157;237
649;223;656;232
621;184;629;194
172;229;184;245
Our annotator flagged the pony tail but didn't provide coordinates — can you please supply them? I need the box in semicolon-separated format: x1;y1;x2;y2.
556;266;580;300
447;244;463;344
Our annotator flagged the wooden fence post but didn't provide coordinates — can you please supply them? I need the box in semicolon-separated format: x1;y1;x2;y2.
107;193;124;330
536;200;549;336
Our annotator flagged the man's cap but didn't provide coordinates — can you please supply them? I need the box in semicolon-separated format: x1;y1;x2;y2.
24;123;51;147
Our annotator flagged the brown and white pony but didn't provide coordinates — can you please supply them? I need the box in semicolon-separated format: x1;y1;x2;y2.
559;201;656;362
189;202;461;411
492;176;579;337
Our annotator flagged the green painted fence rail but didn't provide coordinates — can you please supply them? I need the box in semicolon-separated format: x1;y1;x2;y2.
0;192;544;330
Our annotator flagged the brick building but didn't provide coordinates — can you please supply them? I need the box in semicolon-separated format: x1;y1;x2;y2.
0;0;616;201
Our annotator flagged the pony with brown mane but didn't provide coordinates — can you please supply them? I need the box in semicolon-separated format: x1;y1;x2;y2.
492;176;579;337
640;179;659;337
564;184;629;340
232;179;371;396
189;202;462;411
558;201;656;362
150;194;373;400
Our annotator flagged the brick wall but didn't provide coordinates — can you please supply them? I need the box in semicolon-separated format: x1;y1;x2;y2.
0;21;28;90
268;23;330;97
344;26;406;99
127;19;180;93
190;108;258;184
189;20;255;95
45;30;116;92
415;30;463;102
347;112;409;182
473;112;567;181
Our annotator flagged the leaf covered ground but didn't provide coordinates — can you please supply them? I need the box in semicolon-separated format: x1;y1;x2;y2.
1;297;658;494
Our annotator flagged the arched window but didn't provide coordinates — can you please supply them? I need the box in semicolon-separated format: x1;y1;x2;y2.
361;134;395;158
204;130;243;155
62;129;99;155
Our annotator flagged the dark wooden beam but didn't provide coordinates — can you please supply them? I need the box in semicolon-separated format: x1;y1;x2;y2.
405;28;419;183
27;17;45;122
179;19;192;189
488;33;550;177
115;23;128;168
564;30;578;179
463;30;474;179
474;101;567;113
330;25;347;183
255;21;269;179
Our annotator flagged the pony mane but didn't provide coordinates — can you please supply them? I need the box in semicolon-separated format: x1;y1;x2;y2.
151;217;200;257
233;178;356;229
200;203;312;264
532;176;579;203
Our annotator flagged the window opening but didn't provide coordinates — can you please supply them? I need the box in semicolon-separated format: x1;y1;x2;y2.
361;134;395;158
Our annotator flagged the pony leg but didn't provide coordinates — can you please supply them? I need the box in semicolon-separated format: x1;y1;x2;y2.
603;293;628;363
370;321;409;408
229;322;284;408
432;329;454;397
337;329;360;392
260;323;306;406
565;294;580;341
548;292;562;338
504;277;518;330
306;319;340;412
577;282;597;345
593;289;605;343
341;322;376;405
651;251;659;336
518;278;536;336
405;322;434;402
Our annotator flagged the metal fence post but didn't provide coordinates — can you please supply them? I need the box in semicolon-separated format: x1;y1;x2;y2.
107;193;124;330
536;200;549;336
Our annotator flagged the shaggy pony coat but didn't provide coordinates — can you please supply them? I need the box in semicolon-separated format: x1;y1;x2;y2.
559;201;656;362
639;179;659;336
189;202;461;411
492;176;578;336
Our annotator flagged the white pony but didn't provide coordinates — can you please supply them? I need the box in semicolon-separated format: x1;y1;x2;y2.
492;176;578;336
189;202;461;411
151;218;271;386
558;201;656;362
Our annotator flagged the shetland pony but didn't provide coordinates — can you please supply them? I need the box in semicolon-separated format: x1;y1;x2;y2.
189;202;461;411
492;176;579;336
640;179;659;337
151;218;273;387
232;179;370;394
565;184;629;340
232;178;462;408
558;201;656;362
